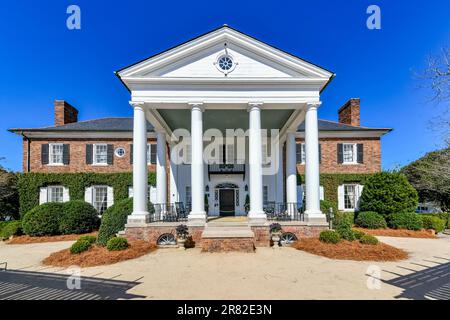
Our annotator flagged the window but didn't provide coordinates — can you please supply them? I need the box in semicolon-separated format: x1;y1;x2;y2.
129;186;153;203
94;144;108;165
147;144;156;164
48;186;64;203
185;186;191;207
344;185;356;210
93;186;108;214
218;55;233;71
263;186;268;206
343;143;356;164
298;143;306;164
49;144;64;165
115;147;126;158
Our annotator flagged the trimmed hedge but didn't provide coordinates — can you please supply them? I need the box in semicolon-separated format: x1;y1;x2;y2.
70;239;92;254
355;211;387;229
359;172;419;217
78;235;97;245
389;212;423;231
319;230;341;244
22;203;63;236
352;229;365;240
59;201;100;235
18;172;156;217
97;198;133;246
0;221;22;239
107;237;129;251
97;198;155;246
359;234;379;245
422;216;446;233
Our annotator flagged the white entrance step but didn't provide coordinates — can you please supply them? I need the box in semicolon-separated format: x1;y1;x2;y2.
202;222;254;238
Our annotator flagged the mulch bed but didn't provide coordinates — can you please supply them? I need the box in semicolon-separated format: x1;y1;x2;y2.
7;232;98;244
42;240;156;267
294;238;408;261
353;228;436;239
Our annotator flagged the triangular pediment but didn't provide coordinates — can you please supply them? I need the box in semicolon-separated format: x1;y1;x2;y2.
117;26;333;81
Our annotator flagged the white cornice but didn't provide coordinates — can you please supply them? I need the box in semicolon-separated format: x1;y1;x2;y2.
16;131;156;139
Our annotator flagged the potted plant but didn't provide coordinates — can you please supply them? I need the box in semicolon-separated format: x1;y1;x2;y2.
269;223;282;248
176;224;189;250
244;194;250;214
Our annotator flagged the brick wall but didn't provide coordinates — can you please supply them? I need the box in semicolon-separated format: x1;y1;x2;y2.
338;98;360;127
25;138;156;173
296;137;381;174
54;101;78;126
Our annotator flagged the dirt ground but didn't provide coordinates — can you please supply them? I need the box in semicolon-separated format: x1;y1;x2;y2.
1;235;449;300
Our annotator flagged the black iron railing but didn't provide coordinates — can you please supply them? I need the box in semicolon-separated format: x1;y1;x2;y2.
265;202;305;221
208;163;245;174
149;202;188;223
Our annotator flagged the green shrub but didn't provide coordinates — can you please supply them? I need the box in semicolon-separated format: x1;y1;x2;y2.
59;201;99;235
22;203;63;236
359;172;418;217
78;235;97;245
337;225;355;241
352;229;365;240
0;221;23;239
319;230;341;244
321;200;338;217
97;198;133;246
70;239;92;254
389;212;423;230
422;216;446;233
106;237;129;251
359;234;379;245
333;212;355;241
333;212;354;229
355;211;387;229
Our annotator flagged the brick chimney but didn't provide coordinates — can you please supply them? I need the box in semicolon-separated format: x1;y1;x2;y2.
338;98;360;127
54;100;78;126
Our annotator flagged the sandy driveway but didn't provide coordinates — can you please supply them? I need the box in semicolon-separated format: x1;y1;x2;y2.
1;236;449;300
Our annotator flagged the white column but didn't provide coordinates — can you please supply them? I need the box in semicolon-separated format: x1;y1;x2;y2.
129;102;149;223
286;132;297;214
188;103;206;221
304;103;325;223
156;131;167;205
247;103;266;220
275;142;284;204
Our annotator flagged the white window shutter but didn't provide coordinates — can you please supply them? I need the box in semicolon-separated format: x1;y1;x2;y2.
63;187;70;202
107;187;114;208
320;186;324;201
85;187;93;204
149;186;157;204
338;185;345;211
39;187;48;205
128;186;134;198
297;185;304;207
356;185;364;210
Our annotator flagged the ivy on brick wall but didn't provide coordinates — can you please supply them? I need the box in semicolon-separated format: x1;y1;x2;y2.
18;172;156;217
298;173;373;207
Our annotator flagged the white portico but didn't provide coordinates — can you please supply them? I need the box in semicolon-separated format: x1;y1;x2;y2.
117;26;334;227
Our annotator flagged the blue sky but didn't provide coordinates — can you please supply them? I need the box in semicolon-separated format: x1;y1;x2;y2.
0;0;449;172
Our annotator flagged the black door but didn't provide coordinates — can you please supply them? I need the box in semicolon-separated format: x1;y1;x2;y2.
219;189;235;216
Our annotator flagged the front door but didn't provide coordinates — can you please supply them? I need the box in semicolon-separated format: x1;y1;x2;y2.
219;189;235;216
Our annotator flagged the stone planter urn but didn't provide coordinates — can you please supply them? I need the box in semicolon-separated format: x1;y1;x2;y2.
176;224;189;250
271;232;281;248
177;237;186;250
